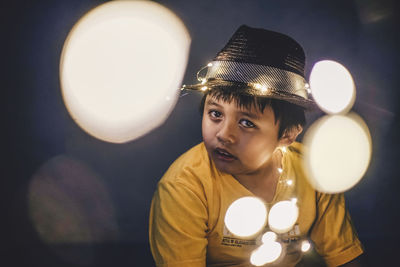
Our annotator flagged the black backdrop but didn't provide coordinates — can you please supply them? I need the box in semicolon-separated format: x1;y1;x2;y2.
4;0;399;266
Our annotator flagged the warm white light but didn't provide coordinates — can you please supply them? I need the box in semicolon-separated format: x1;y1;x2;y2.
261;231;277;243
60;0;190;143
286;180;293;186
309;60;355;114
277;168;283;174
201;86;208;91
224;197;267;238
207;62;213;67
303;113;372;193
301;240;311;252
254;83;262;89
250;241;282;266
268;200;299;233
281;147;287;153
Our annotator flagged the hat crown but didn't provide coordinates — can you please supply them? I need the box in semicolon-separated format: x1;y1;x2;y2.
213;25;305;78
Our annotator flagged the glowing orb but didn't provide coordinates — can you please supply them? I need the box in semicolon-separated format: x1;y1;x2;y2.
268;200;299;233
224;197;267;238
28;155;118;265
261;231;277;243
309;60;355;114
301;240;311;252
303;113;372;193
250;241;282;266
60;0;190;143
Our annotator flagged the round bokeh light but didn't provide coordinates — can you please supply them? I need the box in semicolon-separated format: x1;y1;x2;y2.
60;0;190;143
261;231;277;243
309;60;355;114
224;197;267;238
250;241;282;266
268;200;299;234
303;113;372;193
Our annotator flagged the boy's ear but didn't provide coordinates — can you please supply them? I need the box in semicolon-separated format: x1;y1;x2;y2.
279;125;303;147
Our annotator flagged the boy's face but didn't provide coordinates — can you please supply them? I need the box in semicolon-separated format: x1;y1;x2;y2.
202;94;283;177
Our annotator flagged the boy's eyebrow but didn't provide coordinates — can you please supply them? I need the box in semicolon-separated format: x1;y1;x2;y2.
238;111;260;120
205;99;222;107
206;99;260;120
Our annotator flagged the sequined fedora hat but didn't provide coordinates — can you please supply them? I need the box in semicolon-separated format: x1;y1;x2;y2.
183;25;315;109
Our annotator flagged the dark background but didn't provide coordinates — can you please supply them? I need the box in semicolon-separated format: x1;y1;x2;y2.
4;0;399;266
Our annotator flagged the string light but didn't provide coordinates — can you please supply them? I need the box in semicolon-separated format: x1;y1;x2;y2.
286;180;293;186
201;86;208;91
301;240;311;252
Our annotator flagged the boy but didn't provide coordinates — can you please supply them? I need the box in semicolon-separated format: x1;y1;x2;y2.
149;25;364;266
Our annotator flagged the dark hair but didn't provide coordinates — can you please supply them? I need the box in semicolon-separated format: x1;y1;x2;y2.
199;86;306;139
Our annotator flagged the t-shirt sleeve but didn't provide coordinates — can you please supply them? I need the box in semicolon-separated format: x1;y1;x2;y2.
310;192;364;266
149;179;208;267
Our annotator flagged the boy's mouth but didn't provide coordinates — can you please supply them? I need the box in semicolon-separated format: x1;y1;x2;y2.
215;148;236;161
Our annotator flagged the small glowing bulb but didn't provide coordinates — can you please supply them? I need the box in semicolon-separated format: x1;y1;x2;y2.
281;147;287;153
286;180;293;186
261;231;277;243
201;86;208;91
207;63;213;67
254;83;262;89
201;78;207;85
301;240;311;252
277;168;283;174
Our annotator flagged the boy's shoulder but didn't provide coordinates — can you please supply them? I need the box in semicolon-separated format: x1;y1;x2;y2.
288;141;303;157
159;142;214;186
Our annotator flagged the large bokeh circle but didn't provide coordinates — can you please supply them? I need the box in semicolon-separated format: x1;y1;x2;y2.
60;1;190;143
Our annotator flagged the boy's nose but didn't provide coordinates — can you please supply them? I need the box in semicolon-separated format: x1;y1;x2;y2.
216;120;236;144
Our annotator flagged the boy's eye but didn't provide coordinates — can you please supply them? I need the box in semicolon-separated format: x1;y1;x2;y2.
239;119;255;128
209;110;222;118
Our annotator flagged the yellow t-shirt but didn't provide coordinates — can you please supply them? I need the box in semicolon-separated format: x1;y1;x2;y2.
149;142;363;266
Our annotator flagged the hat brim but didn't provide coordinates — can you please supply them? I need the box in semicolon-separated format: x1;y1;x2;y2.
183;79;317;110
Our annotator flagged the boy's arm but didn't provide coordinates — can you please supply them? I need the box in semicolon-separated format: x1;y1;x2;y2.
339;254;365;267
149;179;208;267
310;193;364;266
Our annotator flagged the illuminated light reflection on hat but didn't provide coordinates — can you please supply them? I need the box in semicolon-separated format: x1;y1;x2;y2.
303;113;372;193
250;240;282;266
268;200;299;234
309;60;355;114
224;197;267;238
60;0;190;143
